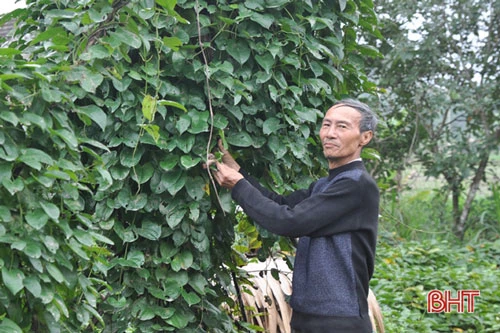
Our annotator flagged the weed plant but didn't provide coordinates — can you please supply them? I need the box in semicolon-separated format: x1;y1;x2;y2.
373;232;500;332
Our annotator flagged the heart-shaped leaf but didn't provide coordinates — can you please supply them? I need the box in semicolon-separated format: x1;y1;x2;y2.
2;267;25;295
25;209;49;230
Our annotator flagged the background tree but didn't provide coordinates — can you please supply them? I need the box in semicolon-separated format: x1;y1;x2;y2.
367;0;500;239
0;0;381;331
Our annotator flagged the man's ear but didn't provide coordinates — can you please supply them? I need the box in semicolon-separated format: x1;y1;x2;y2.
359;131;373;147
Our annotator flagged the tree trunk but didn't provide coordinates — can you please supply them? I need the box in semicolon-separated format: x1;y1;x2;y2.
454;155;490;239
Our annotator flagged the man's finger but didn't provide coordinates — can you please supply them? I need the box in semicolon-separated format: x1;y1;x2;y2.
218;139;228;153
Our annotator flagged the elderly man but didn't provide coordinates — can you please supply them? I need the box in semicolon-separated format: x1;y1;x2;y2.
210;99;379;333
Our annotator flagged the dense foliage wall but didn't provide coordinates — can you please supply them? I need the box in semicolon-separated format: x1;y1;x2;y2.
0;0;380;331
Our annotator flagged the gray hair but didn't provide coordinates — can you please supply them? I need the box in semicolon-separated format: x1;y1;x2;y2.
333;99;378;133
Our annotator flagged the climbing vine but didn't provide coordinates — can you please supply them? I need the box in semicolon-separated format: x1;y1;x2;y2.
0;0;381;331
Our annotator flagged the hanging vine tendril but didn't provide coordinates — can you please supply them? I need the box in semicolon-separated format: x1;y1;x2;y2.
194;0;225;215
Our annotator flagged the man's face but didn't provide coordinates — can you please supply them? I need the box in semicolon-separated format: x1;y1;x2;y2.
319;104;373;169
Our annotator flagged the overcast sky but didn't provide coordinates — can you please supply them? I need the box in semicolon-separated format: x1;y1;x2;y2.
0;0;26;15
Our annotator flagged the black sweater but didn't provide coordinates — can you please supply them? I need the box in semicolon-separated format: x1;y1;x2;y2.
231;161;379;332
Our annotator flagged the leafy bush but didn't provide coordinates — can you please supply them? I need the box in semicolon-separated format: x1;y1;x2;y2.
379;189;454;241
373;234;500;332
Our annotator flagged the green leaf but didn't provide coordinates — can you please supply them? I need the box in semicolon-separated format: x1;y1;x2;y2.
213;114;229;130
158;100;187;112
142;94;157;122
0;318;23;333
21;112;47;131
2;267;25;295
111;26;142;49
0;47;22;56
163;36;183;51
180;155;201;169
163;169;187;196
176;134;195;153
120;147;144;167
0;111;19;126
18;148;54;170
189;273;208;295
255;53;274;74
23;240;42;258
136;221;162;241
176;114;191;134
185;176;205;201
263;117;284;135
138;304;156;321
0;136;19;162
339;0;347;11
159;155;179;171
112;222;137;244
126;193;148;211
166;209;186;229
79;137;110;152
187;110;209;134
46;263;65;284
68;238;90;260
127;250;145;268
79;44;111;60
295;106;319;123
226;40;250;65
181;288;201;306
83;303;105;327
40;201;60;221
140;124;160;143
166;308;192;329
160;241;179;260
0;205;12;222
43;235;60;253
73;229;95;247
89;231;114;245
51;128;79;150
250;12;274;29
66;67;104;93
25;209;49;230
155;0;189;23
131;162;155;184
361;147;381;161
24;275;42;298
29;26;67;45
75;105;107;131
268;135;287;159
172;251;193;271
0;73;30;81
358;44;382;58
110;165;130;180
227;131;253;147
53;294;69;318
2;178;24;195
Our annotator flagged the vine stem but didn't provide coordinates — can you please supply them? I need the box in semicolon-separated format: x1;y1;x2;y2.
195;0;225;215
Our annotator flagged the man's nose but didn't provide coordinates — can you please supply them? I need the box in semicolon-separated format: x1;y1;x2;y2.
325;126;337;138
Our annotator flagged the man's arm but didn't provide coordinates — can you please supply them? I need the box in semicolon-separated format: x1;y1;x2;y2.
230;175;376;238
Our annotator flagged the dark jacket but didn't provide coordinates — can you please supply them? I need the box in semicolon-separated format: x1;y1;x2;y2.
231;160;379;332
